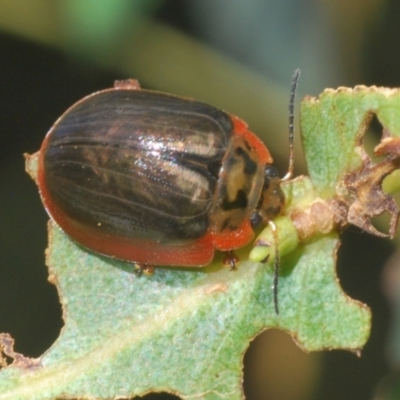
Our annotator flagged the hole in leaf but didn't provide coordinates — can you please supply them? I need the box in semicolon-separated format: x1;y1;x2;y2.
367;168;400;236
243;329;321;400
0;273;63;359
370;211;393;236
383;170;400;217
332;229;392;398
363;114;384;163
0;354;13;369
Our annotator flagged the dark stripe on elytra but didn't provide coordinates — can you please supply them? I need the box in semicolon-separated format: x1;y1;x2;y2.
221;189;248;211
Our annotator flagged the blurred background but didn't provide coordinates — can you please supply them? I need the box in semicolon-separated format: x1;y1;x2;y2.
0;1;400;399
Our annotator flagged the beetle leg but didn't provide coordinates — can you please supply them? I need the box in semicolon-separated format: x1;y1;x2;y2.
222;251;240;270
134;264;155;276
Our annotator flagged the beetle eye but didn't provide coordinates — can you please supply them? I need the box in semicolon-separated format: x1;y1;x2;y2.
265;164;280;179
250;211;263;229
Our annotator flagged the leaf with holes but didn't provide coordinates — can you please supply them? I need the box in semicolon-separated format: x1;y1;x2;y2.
1;86;400;400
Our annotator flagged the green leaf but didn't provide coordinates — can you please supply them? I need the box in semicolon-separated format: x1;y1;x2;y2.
0;221;369;400
3;85;400;399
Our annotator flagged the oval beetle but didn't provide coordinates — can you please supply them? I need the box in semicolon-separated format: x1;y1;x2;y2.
37;71;300;314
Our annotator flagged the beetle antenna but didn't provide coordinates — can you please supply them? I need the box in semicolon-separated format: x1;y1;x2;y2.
267;220;280;314
283;69;300;181
270;70;300;315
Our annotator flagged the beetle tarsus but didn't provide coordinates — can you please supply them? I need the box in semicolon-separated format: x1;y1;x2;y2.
134;264;143;276
223;251;239;270
134;264;155;276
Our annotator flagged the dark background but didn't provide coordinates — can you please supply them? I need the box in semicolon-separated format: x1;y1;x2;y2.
1;1;400;399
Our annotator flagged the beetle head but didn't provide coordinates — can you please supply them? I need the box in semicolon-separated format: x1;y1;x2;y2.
251;164;285;228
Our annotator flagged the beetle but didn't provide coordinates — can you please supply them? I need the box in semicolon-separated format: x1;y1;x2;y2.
37;72;300;312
